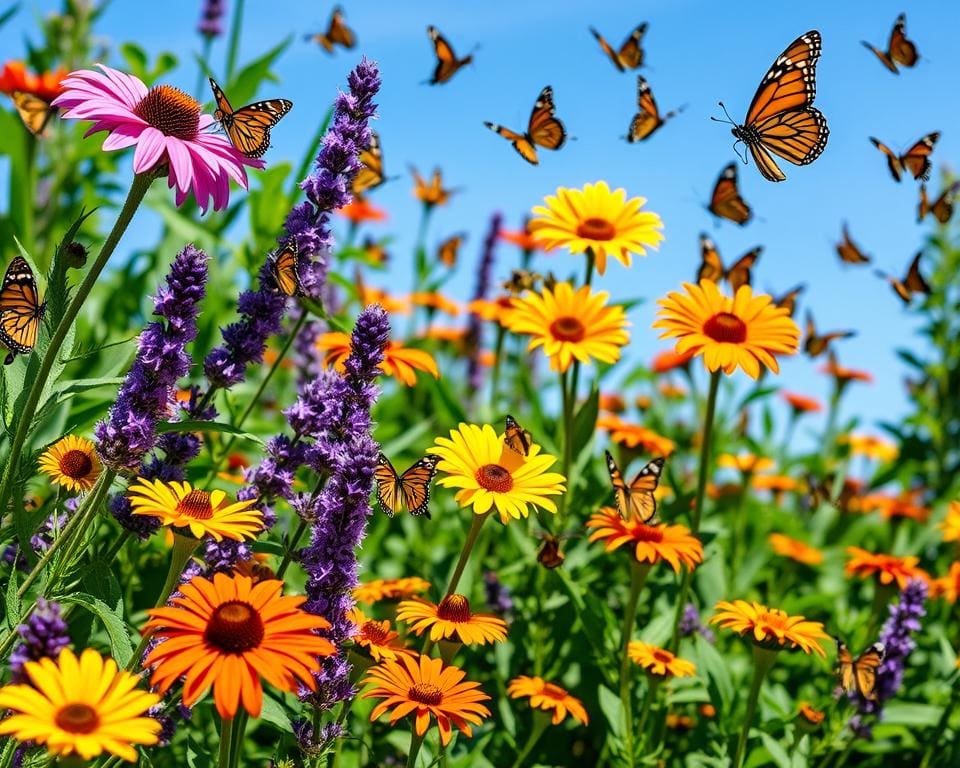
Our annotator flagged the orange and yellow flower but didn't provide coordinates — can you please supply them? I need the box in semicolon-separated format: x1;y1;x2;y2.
362;654;490;746
0;60;66;101
798;702;825;727
782;391;822;413
338;197;387;223
820;358;873;384
654;281;801;379
349;608;414;661
37;435;101;493
752;474;800;496
599;392;627;413
651;348;695;373
941;501;960;543
397;594;507;645
840;433;898;462
710;600;828;657
597;414;675;456
317;333;440;386
931;562;960;604
359;284;410;314
127;479;262;541
768;533;823;566
859;491;929;522
718;452;775;474
409;291;461;316
411;166;456;208
587;507;703;572
144;573;334;719
845;547;930;589
507;676;589;725
468;295;515;325
628;641;696;678
354;577;431;604
499;219;542;253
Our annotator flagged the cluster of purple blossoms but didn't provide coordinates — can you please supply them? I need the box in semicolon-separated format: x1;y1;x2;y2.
679;603;716;643
466;212;501;393
197;0;226;38
9;599;70;683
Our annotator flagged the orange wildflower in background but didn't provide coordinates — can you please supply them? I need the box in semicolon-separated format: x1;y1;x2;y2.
354;577;431;604
768;533;823;566
499;217;542;253
710;600;828;657
941;501;960;543
840;433;898;462
752;474;799;496
820;357;873;384
468;296;514;324
38;435;101;493
597;414;675;455
859;491;929;522
718;452;775;474
397;594;507;645
507;676;589;725
338;197;387;223
587;507;703;572
359;285;410;314
127;479;262;541
0;60;66;101
599;392;627;413
409;291;461;316
348;608;414;662
144;573;334;718
628;642;696;678
411;166;456;208
317;333;440;386
798;702;825;727
931;562;960;604
651;348;695;373
658;381;687;399
654;281;800;379
845;547;930;589
782;391;823;413
362;654;490;746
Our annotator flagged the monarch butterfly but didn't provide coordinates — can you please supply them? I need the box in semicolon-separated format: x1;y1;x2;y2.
268;242;300;297
708;163;753;226
502;269;542;294
875;252;930;304
504;415;533;457
719;31;829;182
836;639;885;701
869;133;939;182
352;131;389;198
773;284;804;318
0;257;46;365
697;234;761;291
836;223;871;265
861;14;918;74
918;182;959;224
425;26;474;85
589;23;647;72
484;86;566;165
804;311;855;358
209;78;293;159
306;6;356;53
605;451;665;524
626;75;684;142
536;532;565;569
11;91;56;136
374;453;441;518
437;234;465;268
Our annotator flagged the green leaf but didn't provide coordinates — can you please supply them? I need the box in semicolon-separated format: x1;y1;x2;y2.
259;692;294;733
51;377;125;403
156;420;264;445
0;4;20;29
881;702;943;727
4;566;20;631
694;634;734;713
58;593;133;666
597;683;624;741
759;733;793;768
572;383;600;461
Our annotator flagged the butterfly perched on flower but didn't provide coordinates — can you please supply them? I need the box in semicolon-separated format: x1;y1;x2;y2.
374;453;441;518
717;30;829;182
803;311;855;358
589;23;648;72
836;223;871;265
626;75;684;142
605;451;665;524
918;182;959;224
437;234;465;268
707;163;752;226
424;26;475;85
0;257;46;365
835;638;885;700
773;284;805;318
504;415;533;457
869;132;939;182
484;86;566;165
861;13;918;74
875;252;930;305
697;234;761;291
209;78;292;158
268;242;300;297
11;91;57;136
352;131;390;198
306;6;356;53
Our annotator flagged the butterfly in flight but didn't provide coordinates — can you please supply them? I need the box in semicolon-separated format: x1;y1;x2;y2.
861;13;918;74
425;26;475;85
268;242;300;297
626;75;684;142
360;236;390;267
536;532;567;569
352;131;393;199
869;133;939;182
707;163;753;226
504;415;533;457
484;86;567;165
803;311;855;358
437;234;465;268
502;269;542;294
410;166;458;207
306;6;356;53
717;31;829;182
209;79;292;158
589;23;648;72
773;284;804;318
697;234;761;291
11;92;57;136
605;451;665;524
875;252;930;305
918;182;960;224
836;223;872;265
0;257;46;365
374;453;441;518
836;639;885;701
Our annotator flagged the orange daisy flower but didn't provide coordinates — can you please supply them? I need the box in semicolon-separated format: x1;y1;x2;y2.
820;358;873;384
396;594;507;645
768;533;823;566
362;654;490;746
781;391;822;414
143;573;334;719
348;608;414;662
859;492;929;522
710;600;828;657
752;474;799;496
635;394;652;411
628;641;696;678
599;392;627;413
499;219;542;253
507;676;589;725
337;197;387;223
845;547;930;589
317;333;440;386
651;348;694;373
359;285;410;314
718;452;775;474
37;435;101;493
587;507;703;572
941;501;960;543
467;295;515;325
354;577;431;604
798;702;825;728
409;291;461;316
0;60;66;101
840;433;898;462
931;562;960;604
597;414;676;456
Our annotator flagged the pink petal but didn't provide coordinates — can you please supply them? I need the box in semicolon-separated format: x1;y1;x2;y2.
94;64;148;108
101;123;145;151
132;127;167;173
165;138;194;194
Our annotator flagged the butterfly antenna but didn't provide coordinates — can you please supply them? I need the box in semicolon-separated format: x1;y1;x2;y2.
710;101;737;126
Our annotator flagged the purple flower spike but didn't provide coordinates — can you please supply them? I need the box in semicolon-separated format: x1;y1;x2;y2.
10;599;70;682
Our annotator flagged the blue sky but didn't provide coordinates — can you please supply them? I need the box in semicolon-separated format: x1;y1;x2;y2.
4;1;958;431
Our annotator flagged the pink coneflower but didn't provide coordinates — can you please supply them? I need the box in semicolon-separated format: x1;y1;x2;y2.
53;65;261;212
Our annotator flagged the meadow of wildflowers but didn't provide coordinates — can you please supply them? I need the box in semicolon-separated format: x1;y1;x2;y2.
0;3;957;768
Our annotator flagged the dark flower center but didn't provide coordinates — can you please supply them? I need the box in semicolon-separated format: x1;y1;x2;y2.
703;312;747;344
629;522;664;543
475;464;513;493
55;703;100;734
205;601;265;653
176;489;214;520
576;217;616;241
652;649;674;664
542;683;567;699
549;317;586;342
409;683;443;706
362;621;389;644
133;85;201;140
59;449;93;479
437;594;471;623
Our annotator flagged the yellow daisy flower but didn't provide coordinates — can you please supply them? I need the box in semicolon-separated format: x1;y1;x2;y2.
507;676;589;725
37;435;101;493
397;594;507;645
710;600;828;657
127;479;263;541
628;641;697;678
941;501;960;543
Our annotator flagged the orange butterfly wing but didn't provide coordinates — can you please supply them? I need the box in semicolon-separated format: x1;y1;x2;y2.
726;247;762;291
627;458;665;523
616;23;648;69
12;92;55;136
375;453;440;518
590;27;625;72
697;234;724;283
903;252;930;295
427;26;472;84
504;415;533;457
269;242;300;297
209;78;292;158
352;131;386;197
888;13;918;68
0;257;45;365
836;223;871;264
900;132;939;181
437;235;463;268
527;86;566;151
708;163;752;225
774;284;804;317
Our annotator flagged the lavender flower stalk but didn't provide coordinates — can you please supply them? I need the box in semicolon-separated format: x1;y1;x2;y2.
466;212;501;393
10;599;70;682
197;0;226;37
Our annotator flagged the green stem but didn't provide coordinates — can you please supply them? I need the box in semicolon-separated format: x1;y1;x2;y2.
558;368;574;520
276;519;308;579
43;479;109;591
920;680;960;768
636;676;660;747
218;716;235;768
619;562;651;767
489;325;506;413
733;646;777;768
0;173;154;524
823;380;844;460
224;0;245;82
229;711;248;768
406;728;425;768
509;711;550;768
584;247;595;288
729;470;753;588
